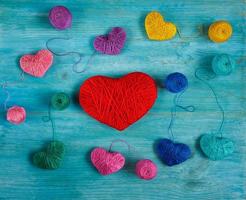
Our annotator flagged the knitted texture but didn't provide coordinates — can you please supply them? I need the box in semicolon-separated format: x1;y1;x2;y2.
7;106;26;125
156;139;191;166
145;11;177;41
135;159;157;180
93;27;126;55
212;54;236;76
20;49;53;77
79;72;157;131
51;92;70;110
33;141;65;169
164;72;188;93
208;21;232;43
49;6;72;30
200;134;234;160
91;147;125;175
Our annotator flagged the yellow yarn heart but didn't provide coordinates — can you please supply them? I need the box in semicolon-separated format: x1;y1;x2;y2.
145;11;177;41
208;21;232;43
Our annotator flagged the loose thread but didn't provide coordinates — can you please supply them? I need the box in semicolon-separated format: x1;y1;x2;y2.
195;67;224;137
168;88;195;140
108;139;132;153
1;82;10;111
46;37;95;73
42;103;56;141
176;26;202;41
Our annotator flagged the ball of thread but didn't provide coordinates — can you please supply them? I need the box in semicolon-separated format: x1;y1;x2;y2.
208;21;232;43
164;72;188;93
49;6;72;30
51;92;70;110
212;54;236;76
135;159;157;180
7;106;26;125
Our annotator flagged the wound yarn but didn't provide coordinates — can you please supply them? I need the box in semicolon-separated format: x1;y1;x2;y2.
156;138;191;166
212;54;236;76
135;159;157;180
7;106;26;125
145;11;177;40
200;134;234;160
164;72;188;93
49;6;72;30
79;72;157;131
20;49;53;78
33;141;65;169
51;92;70;110
91;147;125;175
93;27;126;55
208;21;232;43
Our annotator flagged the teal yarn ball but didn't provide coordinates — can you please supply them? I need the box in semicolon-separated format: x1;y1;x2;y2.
33;141;65;169
212;54;236;76
51;92;70;110
200;134;234;160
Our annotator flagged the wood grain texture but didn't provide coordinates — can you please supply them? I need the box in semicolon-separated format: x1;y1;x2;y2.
0;0;245;199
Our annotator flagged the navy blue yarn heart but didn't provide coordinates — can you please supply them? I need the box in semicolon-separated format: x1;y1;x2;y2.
156;138;191;166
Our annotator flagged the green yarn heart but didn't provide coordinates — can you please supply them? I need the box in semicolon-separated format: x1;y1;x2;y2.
200;134;234;160
33;141;65;169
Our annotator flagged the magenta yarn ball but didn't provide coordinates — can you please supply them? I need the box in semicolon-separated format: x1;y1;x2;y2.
7;106;26;125
135;159;157;180
49;6;72;30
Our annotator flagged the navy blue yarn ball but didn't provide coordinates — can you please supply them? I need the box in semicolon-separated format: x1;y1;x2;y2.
156;138;191;166
164;72;188;93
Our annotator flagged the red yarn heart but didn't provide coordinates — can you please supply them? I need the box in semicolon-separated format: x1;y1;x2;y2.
79;72;157;131
20;49;53;77
91;147;125;175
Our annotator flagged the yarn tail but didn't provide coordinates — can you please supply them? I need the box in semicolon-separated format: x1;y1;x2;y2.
46;37;95;73
168;89;195;140
42;103;56;141
1;82;10;111
195;67;224;137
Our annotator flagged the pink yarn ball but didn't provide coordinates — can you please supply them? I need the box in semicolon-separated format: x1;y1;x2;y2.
135;159;157;180
7;106;26;125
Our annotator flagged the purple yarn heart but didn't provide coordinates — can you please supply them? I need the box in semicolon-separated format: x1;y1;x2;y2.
93;27;126;55
156;138;191;166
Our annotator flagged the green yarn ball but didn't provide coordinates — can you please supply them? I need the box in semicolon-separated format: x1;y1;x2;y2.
51;92;70;110
212;54;236;76
33;141;65;169
200;134;234;160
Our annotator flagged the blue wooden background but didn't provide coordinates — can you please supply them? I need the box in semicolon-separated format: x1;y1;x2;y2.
0;0;245;199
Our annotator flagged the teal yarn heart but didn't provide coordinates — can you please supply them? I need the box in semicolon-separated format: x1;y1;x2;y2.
200;134;234;160
33;141;65;169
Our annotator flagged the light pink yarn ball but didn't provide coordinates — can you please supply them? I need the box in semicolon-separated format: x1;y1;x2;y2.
7;106;26;125
135;159;157;180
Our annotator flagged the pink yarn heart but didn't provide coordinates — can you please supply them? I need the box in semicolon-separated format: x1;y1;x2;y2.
93;27;126;55
20;49;53;77
91;147;125;175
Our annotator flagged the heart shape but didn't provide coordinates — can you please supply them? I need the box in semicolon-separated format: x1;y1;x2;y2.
200;134;234;160
91;147;125;175
145;11;177;41
32;141;65;169
93;27;126;55
156;139;191;166
79;72;157;131
20;49;53;77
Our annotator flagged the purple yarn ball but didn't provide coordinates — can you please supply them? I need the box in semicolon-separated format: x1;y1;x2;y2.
49;6;72;30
